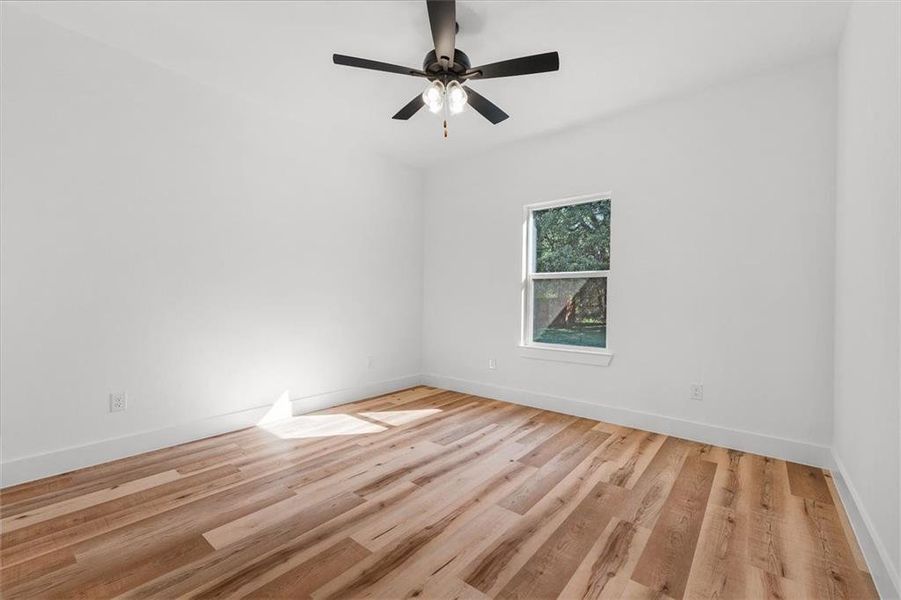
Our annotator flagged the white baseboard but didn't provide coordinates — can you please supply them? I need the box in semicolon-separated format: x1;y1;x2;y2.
831;452;901;600
422;373;834;468
0;374;423;488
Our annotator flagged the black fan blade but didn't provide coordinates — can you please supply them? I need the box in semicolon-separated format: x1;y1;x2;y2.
467;51;559;80
392;94;425;120
463;86;509;124
333;54;426;77
427;0;456;67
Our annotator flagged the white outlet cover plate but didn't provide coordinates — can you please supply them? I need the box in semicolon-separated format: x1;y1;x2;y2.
110;392;127;412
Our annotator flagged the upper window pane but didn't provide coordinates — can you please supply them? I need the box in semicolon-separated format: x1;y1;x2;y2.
533;199;610;272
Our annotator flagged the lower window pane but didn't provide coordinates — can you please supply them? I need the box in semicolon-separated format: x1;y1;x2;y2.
532;277;607;348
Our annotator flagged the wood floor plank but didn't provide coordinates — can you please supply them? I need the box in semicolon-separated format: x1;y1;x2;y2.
631;457;717;600
125;483;420;599
744;454;796;580
349;404;538;499
0;386;876;600
432;402;524;446
516;418;598;467
745;565;804;600
556;518;651;600
71;474;295;561
347;503;519;600
513;411;577;446
0;547;77;594
789;495;877;599
0;465;244;569
316;386;443;414
0;475;76;512
352;441;465;497
607;431;666;488
0;469;181;533
1;438;254;517
707;446;746;509
614;436;690;530
410;410;542;489
352;399;484;450
415;577;491;600
3;534;214;599
498;429;610;514
313;462;532;600
351;453;533;553
176;445;247;474
681;505;747;600
1;465;239;552
463;429;670;597
238;537;370;599
203;489;364;550
495;481;623;599
461;474;593;595
621;579;677;600
786;460;833;504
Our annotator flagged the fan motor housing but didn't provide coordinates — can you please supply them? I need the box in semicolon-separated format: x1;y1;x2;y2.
423;49;471;78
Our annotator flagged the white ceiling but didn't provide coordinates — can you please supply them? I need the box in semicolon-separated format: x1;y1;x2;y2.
13;1;849;167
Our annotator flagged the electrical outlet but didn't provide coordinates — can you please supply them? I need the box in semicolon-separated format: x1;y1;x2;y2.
109;392;128;412
689;384;704;401
488;358;497;370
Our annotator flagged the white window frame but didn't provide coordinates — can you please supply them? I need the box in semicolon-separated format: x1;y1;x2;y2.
519;192;614;366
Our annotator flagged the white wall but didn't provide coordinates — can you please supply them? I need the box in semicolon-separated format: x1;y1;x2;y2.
422;58;837;456
0;8;423;475
2;7;897;586
835;0;901;590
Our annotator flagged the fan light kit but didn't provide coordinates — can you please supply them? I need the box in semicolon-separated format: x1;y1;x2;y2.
421;80;468;115
446;81;468;114
422;80;446;113
333;0;560;138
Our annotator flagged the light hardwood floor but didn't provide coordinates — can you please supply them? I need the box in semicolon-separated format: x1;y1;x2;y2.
0;386;877;599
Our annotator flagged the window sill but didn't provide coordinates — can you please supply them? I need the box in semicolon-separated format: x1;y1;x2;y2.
517;344;614;366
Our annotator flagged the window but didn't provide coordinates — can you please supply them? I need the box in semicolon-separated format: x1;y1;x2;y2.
522;194;611;363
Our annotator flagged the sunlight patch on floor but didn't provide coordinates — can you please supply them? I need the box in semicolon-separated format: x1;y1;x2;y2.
254;392;441;439
358;409;441;426
259;413;386;439
256;390;294;426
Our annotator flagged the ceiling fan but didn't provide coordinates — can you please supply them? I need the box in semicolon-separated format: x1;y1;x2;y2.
332;0;559;136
